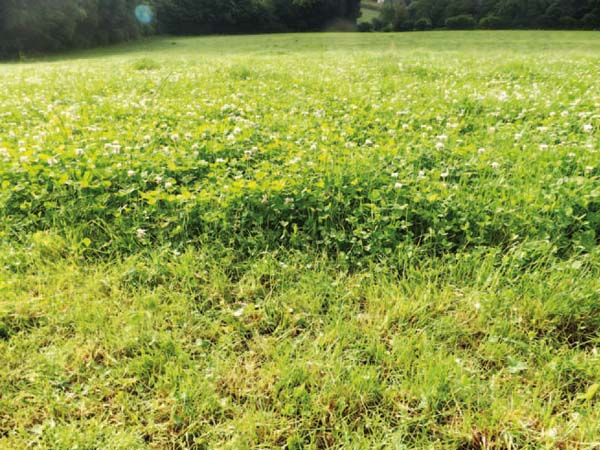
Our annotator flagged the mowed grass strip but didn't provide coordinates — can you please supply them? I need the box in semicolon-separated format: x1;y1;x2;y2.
0;32;599;448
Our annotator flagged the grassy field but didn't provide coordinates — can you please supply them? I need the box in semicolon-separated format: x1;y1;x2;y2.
1;31;599;449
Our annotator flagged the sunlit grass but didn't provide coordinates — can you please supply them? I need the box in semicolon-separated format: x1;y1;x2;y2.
1;31;599;448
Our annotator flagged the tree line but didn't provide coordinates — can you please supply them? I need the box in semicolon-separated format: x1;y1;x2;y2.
0;0;148;56
157;0;361;35
0;0;360;57
0;0;598;57
364;0;600;31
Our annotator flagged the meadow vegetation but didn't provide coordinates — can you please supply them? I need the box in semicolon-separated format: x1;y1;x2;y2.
1;31;599;448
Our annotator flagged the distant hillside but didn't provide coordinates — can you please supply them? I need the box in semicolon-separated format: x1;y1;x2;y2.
359;0;382;23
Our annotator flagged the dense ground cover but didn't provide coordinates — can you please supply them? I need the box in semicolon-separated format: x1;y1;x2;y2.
1;31;599;448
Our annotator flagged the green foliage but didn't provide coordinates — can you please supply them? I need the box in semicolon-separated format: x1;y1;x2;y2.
155;0;362;34
379;0;410;31
414;16;433;29
2;0;600;55
0;0;146;57
479;14;506;28
357;20;374;31
408;0;448;28
371;16;385;30
445;14;477;29
0;0;363;56
373;0;600;31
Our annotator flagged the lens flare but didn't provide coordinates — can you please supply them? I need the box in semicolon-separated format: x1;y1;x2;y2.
135;4;153;25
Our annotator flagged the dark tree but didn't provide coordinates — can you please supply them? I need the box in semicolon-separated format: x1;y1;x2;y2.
372;0;600;31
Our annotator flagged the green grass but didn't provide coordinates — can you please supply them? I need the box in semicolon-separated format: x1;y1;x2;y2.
1;31;600;448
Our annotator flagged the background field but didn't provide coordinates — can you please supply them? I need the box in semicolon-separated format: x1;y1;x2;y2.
359;1;382;24
1;32;599;449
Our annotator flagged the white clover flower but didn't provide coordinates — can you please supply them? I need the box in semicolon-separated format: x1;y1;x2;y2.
539;144;549;151
171;133;179;141
47;157;58;166
394;182;403;189
136;228;146;238
435;142;444;150
155;175;163;183
144;135;152;141
441;170;449;179
20;156;28;163
490;162;500;169
165;182;173;189
478;147;485;154
75;148;85;156
127;170;135;177
391;172;399;178
583;124;593;132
